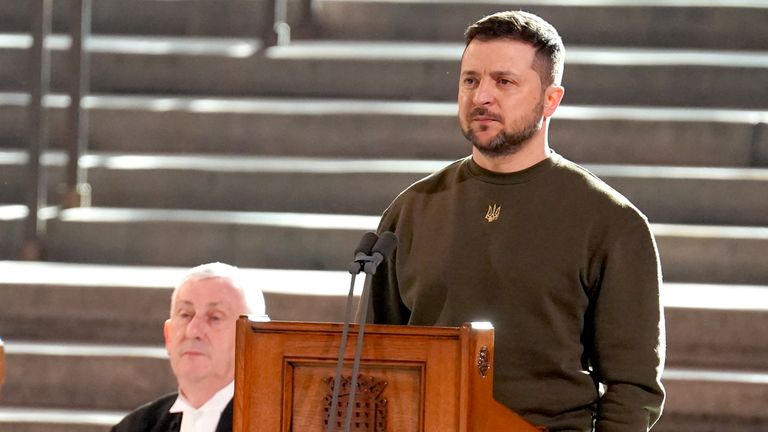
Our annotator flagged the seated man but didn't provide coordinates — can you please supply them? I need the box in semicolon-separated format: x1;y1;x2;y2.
112;262;267;432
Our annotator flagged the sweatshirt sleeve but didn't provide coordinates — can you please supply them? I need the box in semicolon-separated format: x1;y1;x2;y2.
592;213;666;431
370;208;411;325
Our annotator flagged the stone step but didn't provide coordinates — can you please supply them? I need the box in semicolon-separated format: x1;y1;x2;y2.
1;261;768;371
0;0;268;38
1;375;766;432
1;340;767;430
1;0;766;51
0;261;357;345
46;207;375;270
0;258;766;430
663;283;768;371
0;207;766;284
0;207;24;260
4;152;768;226
1;382;766;432
1;93;766;166
11;151;768;224
653;224;768;285
1;341;175;411
307;0;768;51
0;407;122;432
656;368;768;432
2;37;768;108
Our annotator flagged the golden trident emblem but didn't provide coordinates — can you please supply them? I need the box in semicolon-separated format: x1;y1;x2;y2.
485;204;501;222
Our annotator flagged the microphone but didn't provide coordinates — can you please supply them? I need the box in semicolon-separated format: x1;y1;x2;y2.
326;231;398;432
364;231;398;275
348;232;379;274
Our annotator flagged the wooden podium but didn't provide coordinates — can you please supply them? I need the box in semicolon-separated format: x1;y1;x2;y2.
234;317;544;431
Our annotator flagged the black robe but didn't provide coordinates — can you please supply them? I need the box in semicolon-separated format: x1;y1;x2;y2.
111;392;233;432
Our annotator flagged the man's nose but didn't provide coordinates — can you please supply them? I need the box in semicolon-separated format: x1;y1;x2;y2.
185;314;206;338
472;78;495;106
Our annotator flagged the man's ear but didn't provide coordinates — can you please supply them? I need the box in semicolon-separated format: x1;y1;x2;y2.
543;85;565;118
163;319;172;344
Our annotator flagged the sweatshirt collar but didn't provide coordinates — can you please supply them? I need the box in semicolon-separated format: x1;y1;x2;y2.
465;151;559;185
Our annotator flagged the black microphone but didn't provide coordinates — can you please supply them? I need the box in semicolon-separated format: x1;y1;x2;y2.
327;231;379;432
363;231;398;275
327;231;399;432
343;231;397;432
348;232;379;274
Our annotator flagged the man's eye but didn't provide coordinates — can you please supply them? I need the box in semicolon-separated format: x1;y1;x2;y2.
499;79;514;85
462;77;477;86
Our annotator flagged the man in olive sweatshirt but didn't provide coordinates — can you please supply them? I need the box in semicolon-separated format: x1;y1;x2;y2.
371;11;665;432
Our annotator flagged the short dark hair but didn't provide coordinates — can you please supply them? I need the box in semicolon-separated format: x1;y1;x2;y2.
464;11;565;87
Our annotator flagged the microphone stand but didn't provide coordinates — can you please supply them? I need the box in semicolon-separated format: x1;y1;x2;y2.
342;273;373;432
325;232;396;432
325;269;360;432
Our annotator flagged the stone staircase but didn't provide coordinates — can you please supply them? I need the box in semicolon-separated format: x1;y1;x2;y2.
1;1;767;431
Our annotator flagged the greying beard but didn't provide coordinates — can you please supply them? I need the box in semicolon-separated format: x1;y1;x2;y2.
462;99;545;158
463;123;540;158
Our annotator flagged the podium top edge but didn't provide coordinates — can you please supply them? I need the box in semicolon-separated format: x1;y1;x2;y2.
239;318;494;338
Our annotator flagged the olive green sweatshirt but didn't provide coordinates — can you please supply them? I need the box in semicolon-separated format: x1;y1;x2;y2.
371;153;665;431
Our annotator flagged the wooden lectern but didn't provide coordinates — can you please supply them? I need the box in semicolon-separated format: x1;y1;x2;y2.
234;317;544;431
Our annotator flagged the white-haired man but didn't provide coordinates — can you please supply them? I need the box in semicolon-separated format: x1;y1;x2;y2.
112;262;267;432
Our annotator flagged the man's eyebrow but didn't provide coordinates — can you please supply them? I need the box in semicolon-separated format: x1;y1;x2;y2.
206;302;229;310
173;300;227;308
496;69;515;75
460;70;521;77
